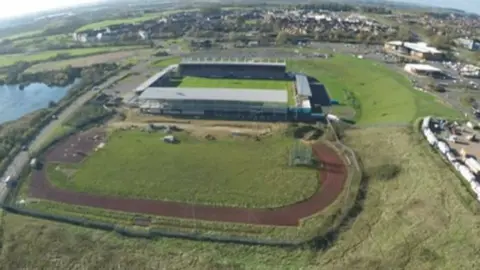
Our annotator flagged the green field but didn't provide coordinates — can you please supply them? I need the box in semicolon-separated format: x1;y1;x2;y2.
288;55;461;124
76;9;198;32
47;130;319;208
0;46;143;67
152;56;181;67
178;76;289;90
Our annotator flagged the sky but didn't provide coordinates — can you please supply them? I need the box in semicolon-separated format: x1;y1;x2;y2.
391;0;479;14
0;0;99;19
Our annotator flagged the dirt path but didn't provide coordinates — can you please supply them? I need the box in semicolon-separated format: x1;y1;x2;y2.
109;121;273;135
29;134;347;226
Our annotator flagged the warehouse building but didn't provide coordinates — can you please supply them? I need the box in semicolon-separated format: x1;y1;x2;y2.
404;64;447;78
179;58;287;79
138;87;288;119
384;41;444;61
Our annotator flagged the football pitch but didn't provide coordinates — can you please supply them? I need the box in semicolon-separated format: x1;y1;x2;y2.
178;76;290;90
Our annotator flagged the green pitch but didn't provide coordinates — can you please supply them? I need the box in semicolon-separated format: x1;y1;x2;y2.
47;130;319;208
178;76;289;90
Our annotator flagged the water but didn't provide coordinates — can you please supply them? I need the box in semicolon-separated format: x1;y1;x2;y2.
0;83;71;124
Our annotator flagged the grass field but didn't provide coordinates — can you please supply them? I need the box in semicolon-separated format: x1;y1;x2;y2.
178;76;289;90
6;126;480;269
46;130;319;208
152;56;181;67
0;46;143;68
76;9;198;32
288;55;461;124
25;48;151;73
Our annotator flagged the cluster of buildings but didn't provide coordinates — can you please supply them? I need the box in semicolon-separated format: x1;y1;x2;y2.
73;23;151;43
454;37;480;51
384;41;444;61
422;117;480;201
264;10;394;37
130;58;326;121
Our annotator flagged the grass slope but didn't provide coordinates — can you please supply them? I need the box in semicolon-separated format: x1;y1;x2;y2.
178;77;289;90
288;56;461;124
76;9;198;32
47;130;318;208
0;46;143;67
5;127;480;269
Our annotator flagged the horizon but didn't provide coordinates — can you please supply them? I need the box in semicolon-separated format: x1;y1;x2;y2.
0;0;478;20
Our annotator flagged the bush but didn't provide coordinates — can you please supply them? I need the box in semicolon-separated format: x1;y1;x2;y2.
370;164;401;181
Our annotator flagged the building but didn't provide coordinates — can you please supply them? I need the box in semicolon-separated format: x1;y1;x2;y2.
179;58;287;79
138;87;288;119
133;58;326;121
454;38;480;51
404;64;446;78
384;41;444;61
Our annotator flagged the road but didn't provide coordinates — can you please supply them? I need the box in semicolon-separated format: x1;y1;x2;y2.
0;62;152;204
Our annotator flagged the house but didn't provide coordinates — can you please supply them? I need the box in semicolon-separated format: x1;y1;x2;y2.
385;41;444;61
454;38;480;51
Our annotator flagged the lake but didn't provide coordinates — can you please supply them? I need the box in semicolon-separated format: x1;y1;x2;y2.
0;83;71;124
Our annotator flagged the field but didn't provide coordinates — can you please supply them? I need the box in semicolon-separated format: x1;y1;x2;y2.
76;9;197;32
43;130;319;208
25;49;151;73
0;46;144;68
178;76;290;90
152;56;181;67
288;55;461;124
6;126;480;269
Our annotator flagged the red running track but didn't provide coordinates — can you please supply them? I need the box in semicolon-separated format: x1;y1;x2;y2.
30;140;347;227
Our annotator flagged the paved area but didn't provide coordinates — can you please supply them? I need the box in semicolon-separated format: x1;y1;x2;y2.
29;138;347;226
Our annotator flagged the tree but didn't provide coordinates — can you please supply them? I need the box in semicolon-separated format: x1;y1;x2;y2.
275;31;289;45
430;35;452;50
200;6;221;16
236;16;246;27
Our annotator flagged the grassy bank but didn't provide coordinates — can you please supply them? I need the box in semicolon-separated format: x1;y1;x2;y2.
288;55;461;124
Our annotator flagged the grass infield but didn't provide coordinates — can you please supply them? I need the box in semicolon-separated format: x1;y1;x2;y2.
178;76;289;90
47;130;319;208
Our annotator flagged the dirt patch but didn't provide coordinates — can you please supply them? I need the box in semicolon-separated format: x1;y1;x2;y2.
55;166;78;179
26;50;150;72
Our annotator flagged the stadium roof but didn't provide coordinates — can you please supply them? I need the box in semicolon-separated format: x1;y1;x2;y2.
295;74;312;97
134;64;177;93
139;87;288;103
180;57;286;67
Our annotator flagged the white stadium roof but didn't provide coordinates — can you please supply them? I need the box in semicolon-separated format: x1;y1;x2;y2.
139;87;288;103
135;64;177;93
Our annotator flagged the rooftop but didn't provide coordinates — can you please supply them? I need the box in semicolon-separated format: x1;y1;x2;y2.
180;57;286;67
405;64;442;72
386;41;442;54
139;87;288;103
135;64;177;93
295;74;312;97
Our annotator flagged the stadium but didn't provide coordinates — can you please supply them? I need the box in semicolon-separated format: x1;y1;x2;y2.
132;58;325;121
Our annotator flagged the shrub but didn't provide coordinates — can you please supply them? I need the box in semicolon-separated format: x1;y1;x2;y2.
370;164;401;181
